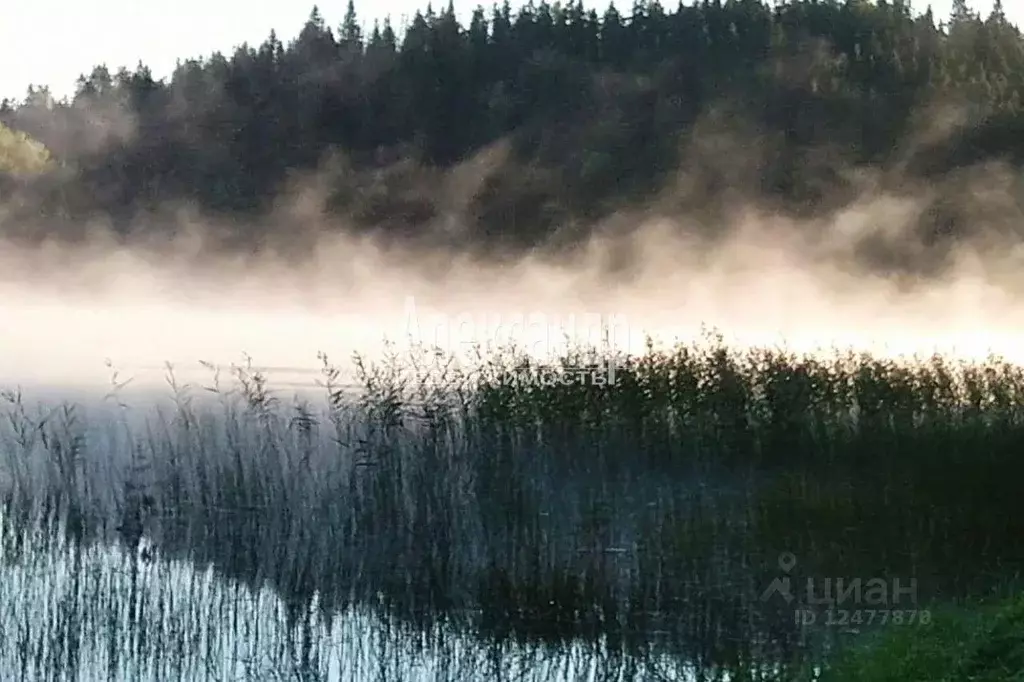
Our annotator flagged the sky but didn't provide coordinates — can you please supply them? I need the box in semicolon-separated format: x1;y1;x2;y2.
1;0;1020;103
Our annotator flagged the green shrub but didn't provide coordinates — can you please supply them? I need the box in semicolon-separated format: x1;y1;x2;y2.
0;122;53;177
822;594;1024;682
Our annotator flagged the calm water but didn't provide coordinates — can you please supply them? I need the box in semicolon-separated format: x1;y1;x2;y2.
0;363;980;681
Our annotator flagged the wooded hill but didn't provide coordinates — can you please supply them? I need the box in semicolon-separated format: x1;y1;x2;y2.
1;0;1022;264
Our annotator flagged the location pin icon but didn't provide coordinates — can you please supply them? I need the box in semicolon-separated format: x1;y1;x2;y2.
779;552;797;573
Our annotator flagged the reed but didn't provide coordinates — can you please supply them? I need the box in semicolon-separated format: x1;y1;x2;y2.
2;332;1023;679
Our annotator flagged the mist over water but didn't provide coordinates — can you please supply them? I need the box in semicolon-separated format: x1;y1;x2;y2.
6;89;1024;399
3;184;1024;401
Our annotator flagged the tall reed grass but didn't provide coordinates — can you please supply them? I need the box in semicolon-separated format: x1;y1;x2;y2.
2;332;1023;679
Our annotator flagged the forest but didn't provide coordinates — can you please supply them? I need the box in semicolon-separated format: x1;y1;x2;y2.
1;0;1022;262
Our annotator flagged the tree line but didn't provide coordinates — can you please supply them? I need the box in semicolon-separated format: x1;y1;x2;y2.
1;0;1022;254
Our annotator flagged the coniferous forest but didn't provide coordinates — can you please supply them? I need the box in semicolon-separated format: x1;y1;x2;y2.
2;0;1024;266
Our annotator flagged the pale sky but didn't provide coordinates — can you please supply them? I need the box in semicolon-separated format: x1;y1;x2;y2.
0;0;1019;102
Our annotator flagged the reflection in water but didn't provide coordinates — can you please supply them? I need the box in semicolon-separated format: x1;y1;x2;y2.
0;512;810;680
1;536;716;681
4;339;1022;680
0;369;815;679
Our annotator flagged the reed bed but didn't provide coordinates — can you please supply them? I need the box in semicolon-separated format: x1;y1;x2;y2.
2;332;1023;679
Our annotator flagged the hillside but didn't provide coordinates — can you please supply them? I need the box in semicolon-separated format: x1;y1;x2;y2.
1;0;1023;272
